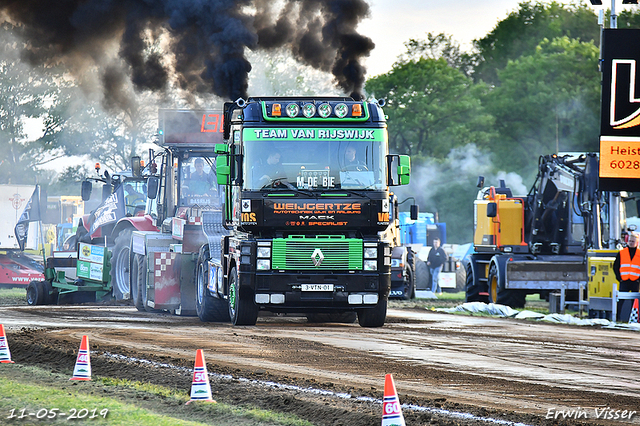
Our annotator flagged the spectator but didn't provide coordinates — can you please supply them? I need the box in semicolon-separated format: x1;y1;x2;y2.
614;232;640;319
427;237;447;294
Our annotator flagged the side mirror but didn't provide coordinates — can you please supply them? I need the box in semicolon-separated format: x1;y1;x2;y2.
215;143;229;154
477;176;485;188
147;177;159;200
101;183;112;201
81;181;92;201
131;156;141;177
216;155;230;185
486;202;497;218
410;204;419;221
396;155;411;186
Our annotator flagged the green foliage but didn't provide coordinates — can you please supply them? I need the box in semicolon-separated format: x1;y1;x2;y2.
395;33;475;77
472;1;600;85
0;23;62;184
483;36;601;175
365;52;496;159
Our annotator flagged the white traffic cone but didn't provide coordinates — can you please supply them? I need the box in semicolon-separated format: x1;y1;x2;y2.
0;324;14;364
186;349;216;404
70;335;91;380
382;374;406;426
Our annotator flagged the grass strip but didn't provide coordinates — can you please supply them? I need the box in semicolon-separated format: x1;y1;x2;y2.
0;364;312;426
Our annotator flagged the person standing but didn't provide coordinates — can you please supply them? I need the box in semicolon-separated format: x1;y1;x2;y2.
614;232;640;292
613;232;640;321
427;237;447;294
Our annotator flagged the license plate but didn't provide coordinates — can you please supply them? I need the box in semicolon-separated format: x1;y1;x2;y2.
301;284;334;292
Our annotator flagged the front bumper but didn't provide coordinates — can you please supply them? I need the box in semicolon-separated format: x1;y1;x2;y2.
242;270;390;313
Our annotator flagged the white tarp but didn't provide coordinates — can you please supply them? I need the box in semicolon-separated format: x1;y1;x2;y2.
437;302;640;331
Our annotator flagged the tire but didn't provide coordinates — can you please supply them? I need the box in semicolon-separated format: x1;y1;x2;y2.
455;267;466;292
488;263;526;308
132;253;159;312
415;259;430;290
37;281;50;305
307;312;357;323
357;295;388;327
401;266;415;300
26;281;44;306
228;267;258;325
141;262;160;312
110;229;133;301
43;281;58;305
464;260;488;303
131;254;145;311
196;247;230;322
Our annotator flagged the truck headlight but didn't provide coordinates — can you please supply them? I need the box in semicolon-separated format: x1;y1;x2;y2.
257;247;271;258
364;260;377;271
257;259;271;270
364;247;377;259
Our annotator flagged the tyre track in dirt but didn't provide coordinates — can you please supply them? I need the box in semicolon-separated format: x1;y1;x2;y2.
2;304;639;425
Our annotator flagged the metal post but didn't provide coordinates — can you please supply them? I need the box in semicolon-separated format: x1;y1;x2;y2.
609;193;622;248
611;0;617;29
612;282;618;322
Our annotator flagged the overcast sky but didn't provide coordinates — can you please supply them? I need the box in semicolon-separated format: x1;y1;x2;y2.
358;0;630;77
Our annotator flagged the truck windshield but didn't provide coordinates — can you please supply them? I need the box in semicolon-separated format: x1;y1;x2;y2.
179;156;223;208
243;138;386;191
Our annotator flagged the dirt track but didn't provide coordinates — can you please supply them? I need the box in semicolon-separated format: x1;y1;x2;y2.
2;304;640;426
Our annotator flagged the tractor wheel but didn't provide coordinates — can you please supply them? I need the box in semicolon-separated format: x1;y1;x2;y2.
131;254;145;311
110;229;132;301
228;267;258;325
26;281;45;306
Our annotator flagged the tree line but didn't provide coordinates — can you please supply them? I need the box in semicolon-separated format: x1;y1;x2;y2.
1;2;639;242
366;2;640;242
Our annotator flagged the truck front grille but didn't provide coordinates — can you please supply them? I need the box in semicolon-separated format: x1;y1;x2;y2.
272;235;363;270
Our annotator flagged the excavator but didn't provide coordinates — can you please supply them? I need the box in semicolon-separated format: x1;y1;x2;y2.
464;153;634;309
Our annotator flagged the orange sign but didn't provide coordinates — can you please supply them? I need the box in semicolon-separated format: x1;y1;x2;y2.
599;136;640;179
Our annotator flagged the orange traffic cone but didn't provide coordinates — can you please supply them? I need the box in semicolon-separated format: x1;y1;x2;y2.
629;299;639;324
70;335;91;381
382;374;406;426
186;349;215;404
0;324;14;364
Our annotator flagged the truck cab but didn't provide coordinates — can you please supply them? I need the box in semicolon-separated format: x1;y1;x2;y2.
212;97;411;326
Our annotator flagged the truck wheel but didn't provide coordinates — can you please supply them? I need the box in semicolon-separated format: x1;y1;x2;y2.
131;254;145;311
110;229;132;301
415;260;430;291
464;261;488;303
357;296;387;327
195;247;230;322
27;281;44;306
401;266;415;300
228;267;258;326
307;312;357;323
488;263;526;308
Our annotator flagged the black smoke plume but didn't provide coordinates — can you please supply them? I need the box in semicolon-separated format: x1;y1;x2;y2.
0;0;374;104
